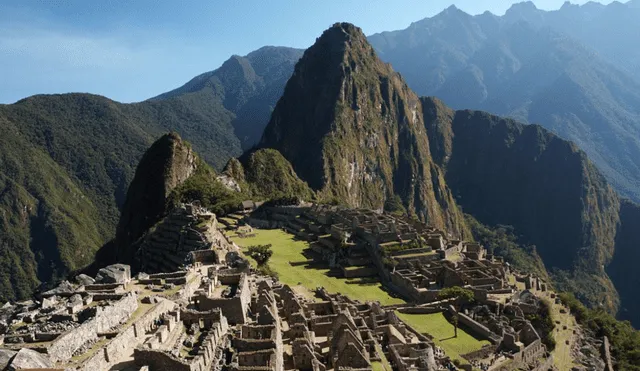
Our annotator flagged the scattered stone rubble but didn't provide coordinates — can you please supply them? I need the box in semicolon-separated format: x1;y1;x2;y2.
0;202;607;370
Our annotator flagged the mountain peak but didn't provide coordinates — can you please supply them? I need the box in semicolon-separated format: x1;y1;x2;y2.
115;132;197;263
258;23;469;237
506;1;539;14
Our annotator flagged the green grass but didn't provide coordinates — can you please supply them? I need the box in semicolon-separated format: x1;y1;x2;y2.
395;312;490;363
232;229;404;305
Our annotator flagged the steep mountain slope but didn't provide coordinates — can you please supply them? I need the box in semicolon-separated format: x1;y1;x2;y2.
0;118;111;300
115;133;197;264
155;46;303;150
609;201;640;324
259;23;469;238
422;96;622;311
368;5;640;202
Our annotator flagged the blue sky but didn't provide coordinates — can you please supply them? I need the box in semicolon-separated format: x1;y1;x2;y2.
0;0;613;104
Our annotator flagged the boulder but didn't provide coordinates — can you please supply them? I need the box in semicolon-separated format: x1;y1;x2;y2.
0;349;17;369
75;274;95;286
7;348;53;370
41;295;58;310
96;264;131;284
42;281;74;297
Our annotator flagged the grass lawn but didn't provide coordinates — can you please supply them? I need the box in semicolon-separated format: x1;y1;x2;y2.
231;229;404;305
396;312;490;363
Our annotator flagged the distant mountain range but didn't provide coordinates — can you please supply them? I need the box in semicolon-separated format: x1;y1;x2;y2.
368;0;640;202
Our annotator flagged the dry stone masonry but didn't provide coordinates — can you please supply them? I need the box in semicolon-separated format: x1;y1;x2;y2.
0;202;601;370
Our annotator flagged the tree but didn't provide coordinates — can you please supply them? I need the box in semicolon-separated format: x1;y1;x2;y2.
452;314;459;338
246;244;273;266
438;286;474;338
437;286;474;303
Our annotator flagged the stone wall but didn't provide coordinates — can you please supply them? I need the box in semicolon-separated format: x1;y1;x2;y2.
448;306;502;344
188;250;216;264
199;274;250;324
397;307;444;315
78;297;177;371
48;293;138;363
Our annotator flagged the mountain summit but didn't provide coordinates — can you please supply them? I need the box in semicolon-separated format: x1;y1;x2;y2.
259;23;468;237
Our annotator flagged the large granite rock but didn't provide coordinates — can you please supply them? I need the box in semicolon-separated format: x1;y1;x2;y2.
7;348;53;370
42;280;74;297
0;349;17;369
96;264;131;284
75;274;95;286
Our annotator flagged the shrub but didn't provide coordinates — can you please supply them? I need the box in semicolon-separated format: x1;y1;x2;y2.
438;286;475;303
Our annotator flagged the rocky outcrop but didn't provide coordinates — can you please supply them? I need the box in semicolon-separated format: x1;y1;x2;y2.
115;133;197;264
259;23;468;238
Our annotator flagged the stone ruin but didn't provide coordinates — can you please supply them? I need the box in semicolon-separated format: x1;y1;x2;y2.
0;202;591;370
135;203;233;273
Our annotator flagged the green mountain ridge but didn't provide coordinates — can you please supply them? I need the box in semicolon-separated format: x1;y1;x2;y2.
0;46;302;300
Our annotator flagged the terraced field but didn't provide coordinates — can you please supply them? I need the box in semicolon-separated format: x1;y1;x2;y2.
396;311;490;363
231;229;404;305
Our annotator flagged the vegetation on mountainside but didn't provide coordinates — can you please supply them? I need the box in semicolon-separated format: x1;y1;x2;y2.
243;149;314;201
424;98;621;314
0;130;108;300
558;292;640;370
465;215;550;283
527;299;556;351
0;46;300;299
608;200;640;327
169;156;245;216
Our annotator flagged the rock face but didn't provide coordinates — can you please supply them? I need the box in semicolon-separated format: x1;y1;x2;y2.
115;133;197;263
422;96;621;312
259;23;468;238
0;349;17;369
7;348;53;370
368;4;640;203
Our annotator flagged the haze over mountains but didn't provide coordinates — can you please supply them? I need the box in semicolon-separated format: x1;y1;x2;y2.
2;0;640;331
369;0;640;202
